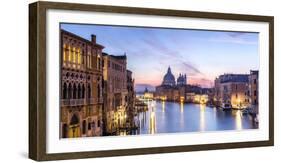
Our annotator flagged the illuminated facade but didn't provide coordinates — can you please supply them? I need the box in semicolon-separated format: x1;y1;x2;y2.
214;73;253;109
60;30;104;138
102;53;128;134
143;87;154;100
249;70;259;113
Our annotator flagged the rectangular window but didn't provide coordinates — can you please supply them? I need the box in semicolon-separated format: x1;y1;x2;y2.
72;48;76;63
88;123;91;130
68;46;71;62
77;48;81;64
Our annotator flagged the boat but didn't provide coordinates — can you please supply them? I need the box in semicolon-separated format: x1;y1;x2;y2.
254;115;259;123
222;103;231;111
241;108;249;115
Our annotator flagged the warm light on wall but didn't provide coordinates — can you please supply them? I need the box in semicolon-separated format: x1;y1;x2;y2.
77;48;81;64
63;44;66;62
180;96;184;103
68;45;71;62
72;47;76;63
162;101;165;112
161;96;167;101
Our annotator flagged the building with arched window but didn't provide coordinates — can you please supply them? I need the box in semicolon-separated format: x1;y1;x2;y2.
60;29;104;138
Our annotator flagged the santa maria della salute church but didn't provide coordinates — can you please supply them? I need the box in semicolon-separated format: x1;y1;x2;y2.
161;66;187;86
155;66;207;102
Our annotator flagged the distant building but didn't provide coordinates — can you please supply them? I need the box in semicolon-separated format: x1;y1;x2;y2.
155;67;208;102
214;73;255;109
185;92;196;103
248;70;259;113
143;87;154;99
162;66;176;86
177;73;187;86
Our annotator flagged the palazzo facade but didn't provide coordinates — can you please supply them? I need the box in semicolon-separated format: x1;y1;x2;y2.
60;30;104;138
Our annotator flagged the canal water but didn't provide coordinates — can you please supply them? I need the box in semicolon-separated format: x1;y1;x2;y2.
137;100;258;135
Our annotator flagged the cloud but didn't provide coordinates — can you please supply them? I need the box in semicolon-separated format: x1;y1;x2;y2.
188;77;214;88
180;61;202;75
227;32;245;38
208;32;258;45
139;33;204;78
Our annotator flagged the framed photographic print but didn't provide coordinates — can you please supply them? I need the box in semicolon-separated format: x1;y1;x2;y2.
29;1;274;161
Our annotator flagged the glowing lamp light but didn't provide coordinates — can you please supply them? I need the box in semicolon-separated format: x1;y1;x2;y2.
180;96;184;103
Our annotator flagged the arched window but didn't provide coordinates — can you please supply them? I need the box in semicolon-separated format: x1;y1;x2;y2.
82;84;85;98
78;84;81;99
62;83;67;99
82;120;86;134
68;83;72;99
88;122;91;130
88;84;91;98
73;83;77;99
70;114;79;125
97;120;101;127
62;123;68;138
97;84;100;98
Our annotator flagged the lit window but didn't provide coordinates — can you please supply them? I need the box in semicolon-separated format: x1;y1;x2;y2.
72;47;76;63
62;44;67;62
68;45;71;62
77;48;81;64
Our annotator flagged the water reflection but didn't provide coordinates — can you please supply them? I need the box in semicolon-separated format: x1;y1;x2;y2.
235;110;242;130
200;104;205;131
162;101;165;113
137;100;258;135
180;102;184;113
149;108;156;134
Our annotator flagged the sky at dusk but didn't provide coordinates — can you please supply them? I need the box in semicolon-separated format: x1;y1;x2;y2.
61;23;259;88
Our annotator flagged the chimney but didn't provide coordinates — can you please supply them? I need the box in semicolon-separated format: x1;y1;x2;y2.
91;34;96;44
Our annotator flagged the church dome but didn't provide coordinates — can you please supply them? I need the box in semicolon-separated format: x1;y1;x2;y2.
162;67;176;86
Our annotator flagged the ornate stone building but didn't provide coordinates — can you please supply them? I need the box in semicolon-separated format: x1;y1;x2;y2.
60;30;104;138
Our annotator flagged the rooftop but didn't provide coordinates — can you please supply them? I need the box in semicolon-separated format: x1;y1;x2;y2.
219;74;249;83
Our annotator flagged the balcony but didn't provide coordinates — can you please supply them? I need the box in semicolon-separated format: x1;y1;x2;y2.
61;99;86;106
88;98;94;104
87;98;103;104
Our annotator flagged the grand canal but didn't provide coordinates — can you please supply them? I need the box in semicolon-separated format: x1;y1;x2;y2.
136;100;258;135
